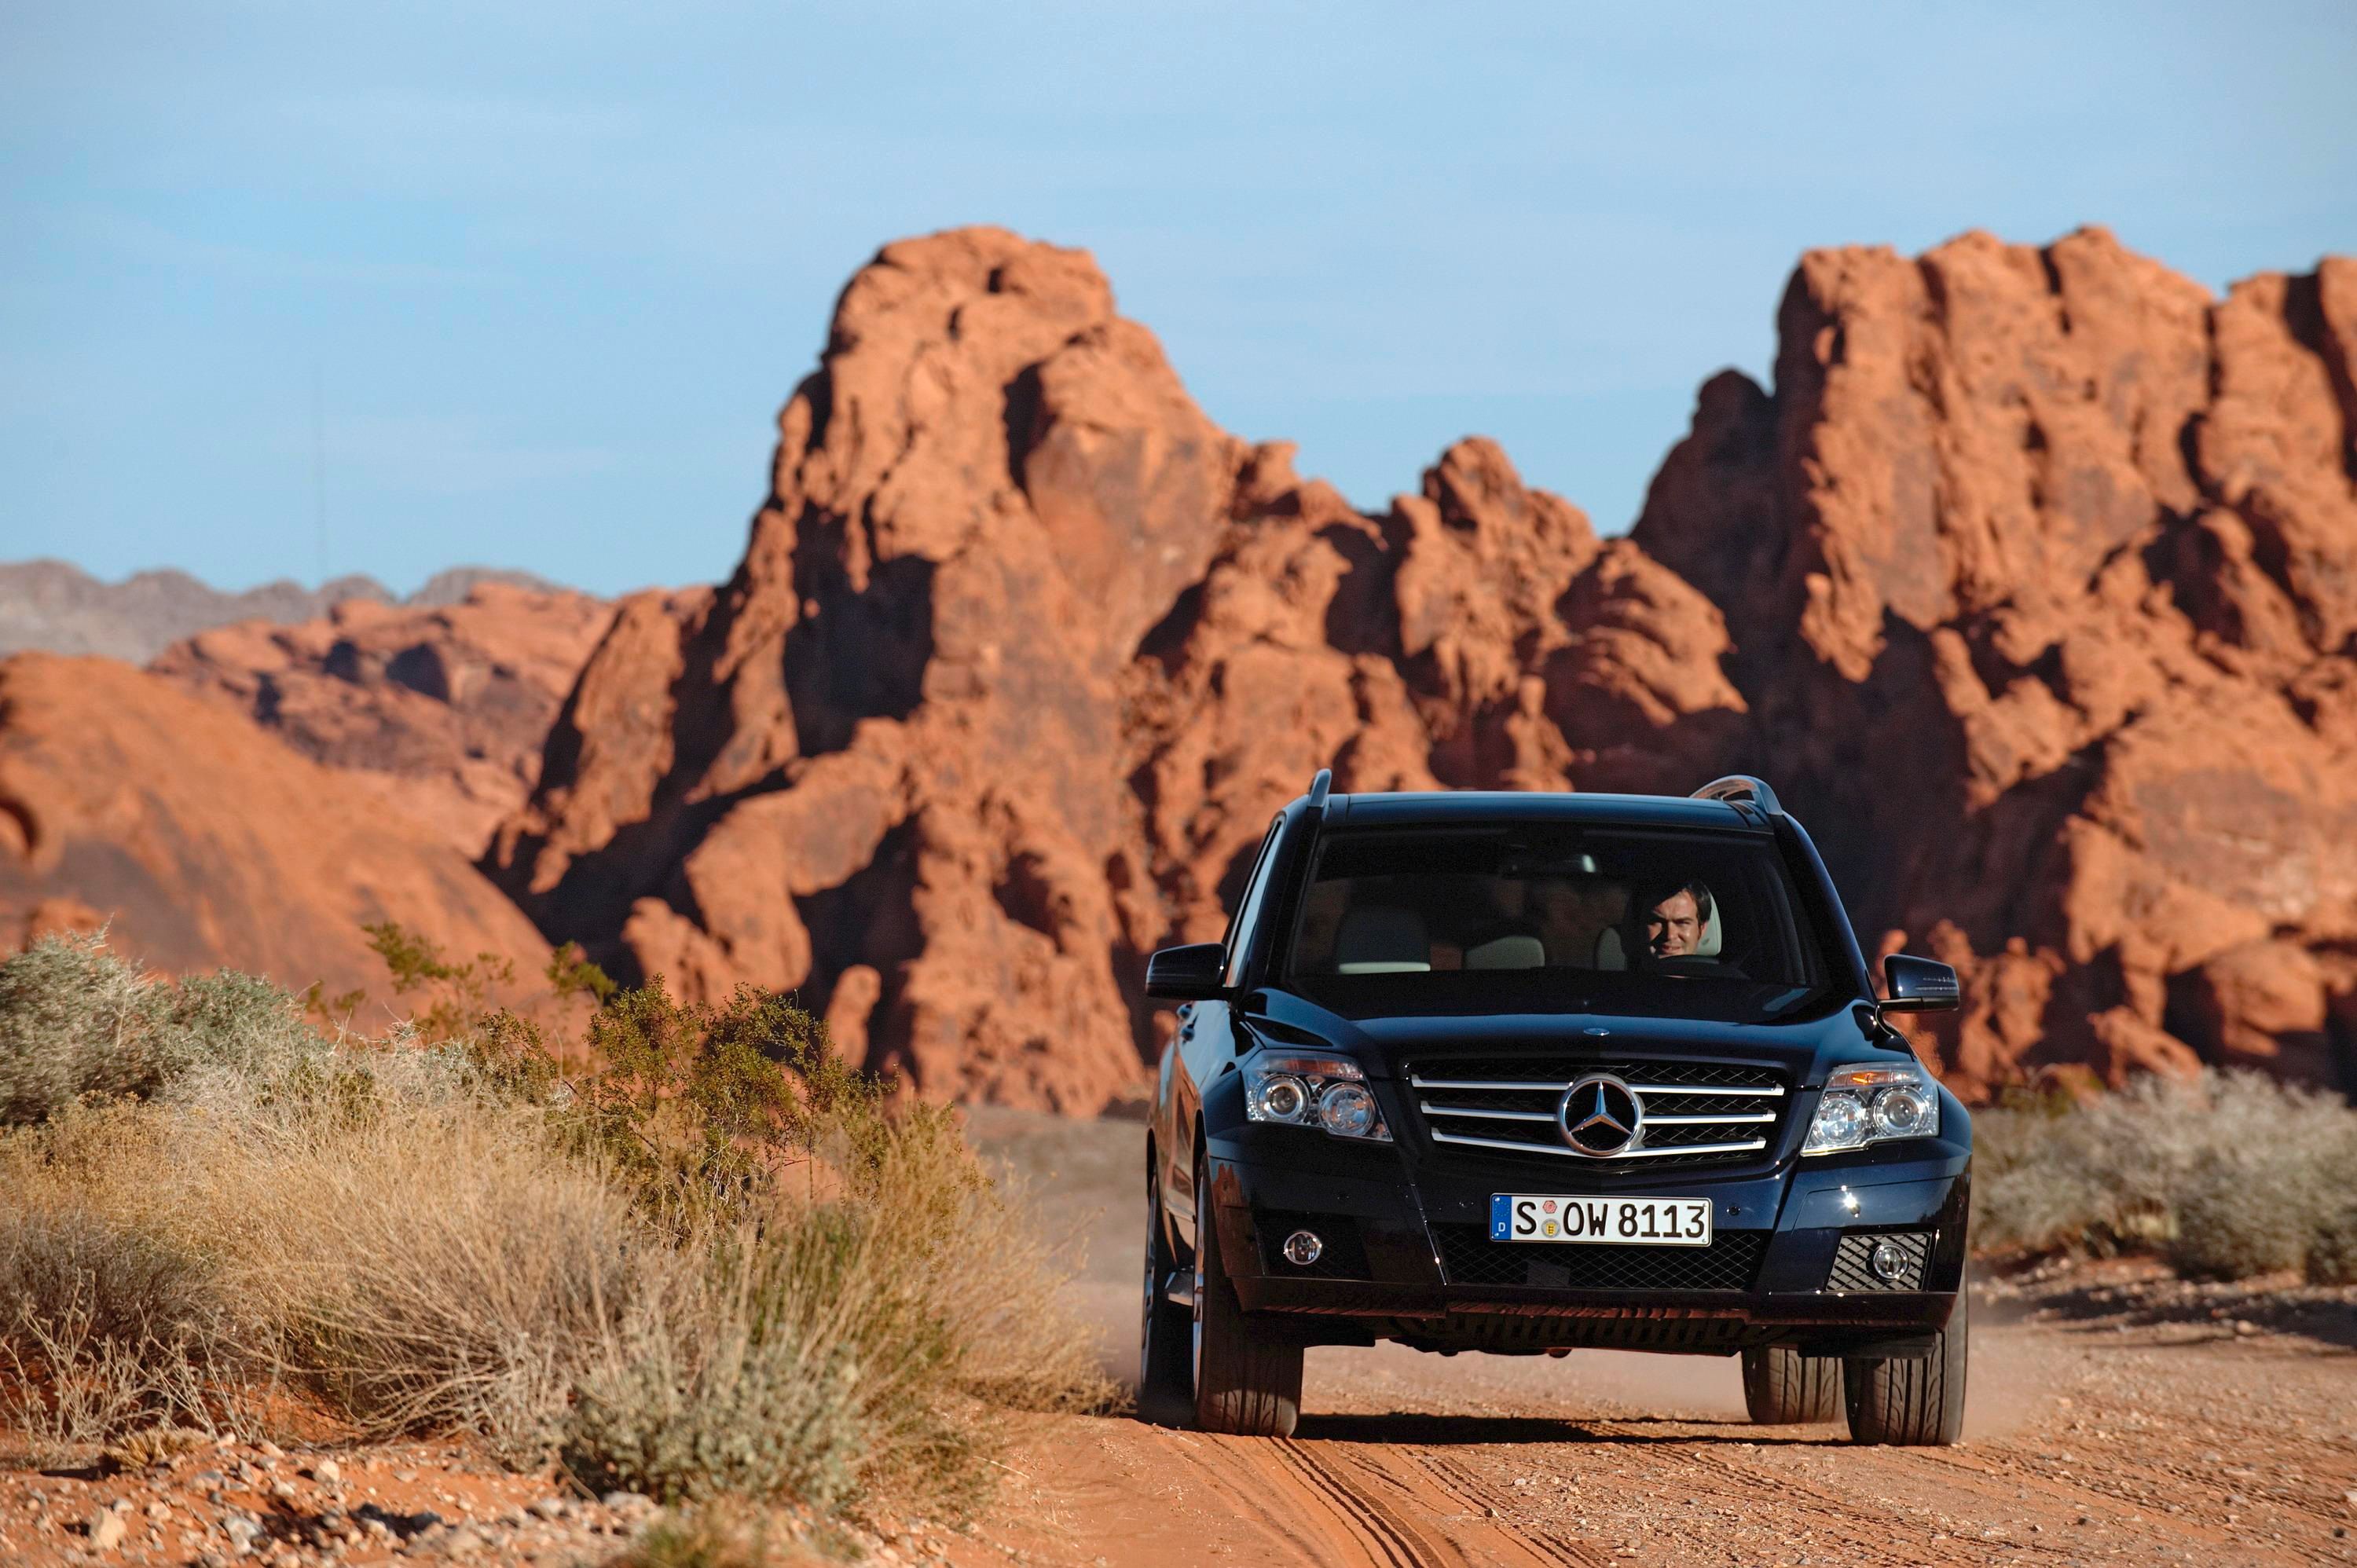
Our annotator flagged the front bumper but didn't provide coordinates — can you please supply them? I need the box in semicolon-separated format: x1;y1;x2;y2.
1204;1122;1970;1357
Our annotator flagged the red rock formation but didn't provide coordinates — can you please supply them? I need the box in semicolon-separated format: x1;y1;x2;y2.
488;230;1751;1110
504;224;2352;1109
20;222;2347;1112
0;654;552;1002
154;585;613;855
1633;228;2357;1097
492;229;1253;1111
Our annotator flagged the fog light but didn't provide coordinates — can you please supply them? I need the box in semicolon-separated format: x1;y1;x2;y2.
1282;1229;1324;1266
1868;1239;1909;1284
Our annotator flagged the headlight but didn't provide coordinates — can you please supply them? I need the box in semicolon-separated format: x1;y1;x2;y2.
1244;1051;1391;1141
1802;1061;1940;1155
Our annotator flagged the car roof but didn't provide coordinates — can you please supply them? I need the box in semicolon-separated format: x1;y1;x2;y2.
1319;790;1772;833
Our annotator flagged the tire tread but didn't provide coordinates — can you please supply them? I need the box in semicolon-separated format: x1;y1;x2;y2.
1136;1158;1193;1427
1843;1289;1968;1446
1193;1163;1302;1437
1742;1345;1839;1423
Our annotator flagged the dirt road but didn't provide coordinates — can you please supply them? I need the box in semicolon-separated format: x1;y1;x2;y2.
962;1111;2357;1568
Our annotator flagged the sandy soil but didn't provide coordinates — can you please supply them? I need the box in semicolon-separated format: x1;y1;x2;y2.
0;1438;662;1566
959;1110;2357;1568
5;1111;2351;1567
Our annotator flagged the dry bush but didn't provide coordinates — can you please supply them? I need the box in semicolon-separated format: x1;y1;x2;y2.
564;1239;871;1512
0;932;168;1123
102;1424;214;1470
2308;1203;2357;1285
0;929;1104;1529
613;1499;829;1568
560;1089;1109;1519
1976;1071;2357;1279
0;1105;239;1453
167;1082;643;1455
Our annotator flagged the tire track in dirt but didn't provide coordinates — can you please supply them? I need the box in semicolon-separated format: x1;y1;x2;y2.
1543;1416;1930;1566
1266;1439;1457;1567
1140;1430;1390;1566
1388;1445;1616;1566
1278;1437;1607;1567
1133;1427;1611;1567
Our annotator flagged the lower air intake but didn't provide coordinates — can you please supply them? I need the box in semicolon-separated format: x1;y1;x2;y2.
1435;1225;1765;1291
1826;1230;1931;1292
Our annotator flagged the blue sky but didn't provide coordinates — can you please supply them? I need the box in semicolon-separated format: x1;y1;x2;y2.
5;3;2353;598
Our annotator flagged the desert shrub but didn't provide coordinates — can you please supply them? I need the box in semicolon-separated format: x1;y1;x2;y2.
175;1087;643;1455
2167;1152;2324;1279
2307;1203;2357;1285
471;978;859;1236
0;933;350;1125
565;1240;871;1511
158;968;332;1087
0;932;169;1123
559;1057;1109;1517
1975;1070;2357;1279
0;1105;236;1451
0;926;1105;1527
614;1499;826;1568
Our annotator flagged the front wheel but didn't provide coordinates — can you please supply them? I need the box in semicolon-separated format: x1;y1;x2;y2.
1741;1345;1839;1423
1844;1288;1969;1445
1191;1160;1303;1436
1137;1156;1193;1426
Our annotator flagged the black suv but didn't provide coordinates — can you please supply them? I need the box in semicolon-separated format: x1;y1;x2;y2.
1138;774;1970;1444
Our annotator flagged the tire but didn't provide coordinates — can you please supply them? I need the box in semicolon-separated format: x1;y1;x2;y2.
1741;1345;1840;1424
1191;1160;1303;1436
1844;1287;1969;1445
1137;1155;1193;1426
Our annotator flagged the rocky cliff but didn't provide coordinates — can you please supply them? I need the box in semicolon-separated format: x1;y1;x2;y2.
8;225;2349;1109
483;224;2357;1109
154;584;614;856
0;653;553;1002
1632;230;2357;1096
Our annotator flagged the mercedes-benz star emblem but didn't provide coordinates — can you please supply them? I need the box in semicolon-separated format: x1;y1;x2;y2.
1558;1074;1644;1156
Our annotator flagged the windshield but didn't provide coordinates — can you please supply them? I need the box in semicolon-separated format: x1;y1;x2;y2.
1281;823;1836;1022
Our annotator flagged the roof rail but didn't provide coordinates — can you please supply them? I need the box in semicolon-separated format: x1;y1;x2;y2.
1307;768;1333;808
1691;774;1783;817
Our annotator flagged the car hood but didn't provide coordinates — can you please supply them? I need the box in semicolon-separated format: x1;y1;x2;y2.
1244;984;1905;1091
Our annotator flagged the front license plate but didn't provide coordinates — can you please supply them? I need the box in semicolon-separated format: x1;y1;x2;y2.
1490;1194;1712;1247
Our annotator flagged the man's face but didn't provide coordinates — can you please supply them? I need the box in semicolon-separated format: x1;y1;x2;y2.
1646;889;1702;958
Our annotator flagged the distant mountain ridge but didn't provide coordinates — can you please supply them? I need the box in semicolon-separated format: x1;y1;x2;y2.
0;559;573;663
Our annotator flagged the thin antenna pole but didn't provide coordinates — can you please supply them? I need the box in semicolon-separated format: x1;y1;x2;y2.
311;362;328;585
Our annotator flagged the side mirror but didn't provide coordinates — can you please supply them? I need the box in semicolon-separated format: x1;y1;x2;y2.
1882;954;1961;1013
1146;943;1228;1002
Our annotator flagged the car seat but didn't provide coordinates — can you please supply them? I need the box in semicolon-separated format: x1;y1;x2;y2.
1464;931;1545;969
1333;906;1431;974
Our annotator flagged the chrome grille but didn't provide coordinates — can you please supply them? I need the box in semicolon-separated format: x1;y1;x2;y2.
1407;1057;1787;1170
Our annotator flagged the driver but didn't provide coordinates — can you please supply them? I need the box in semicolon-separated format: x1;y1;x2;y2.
1644;879;1713;960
